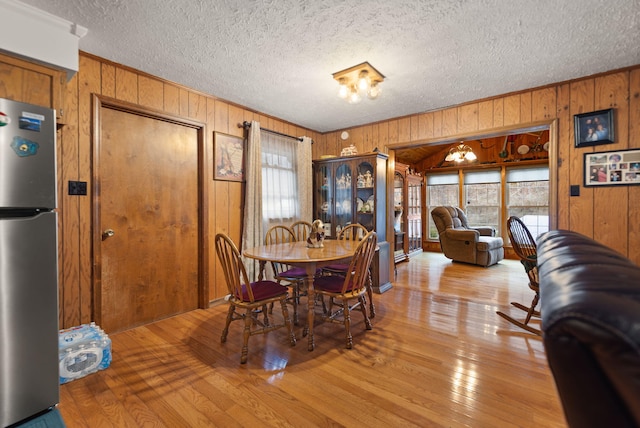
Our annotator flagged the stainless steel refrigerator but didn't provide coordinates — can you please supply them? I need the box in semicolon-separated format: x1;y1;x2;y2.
0;98;59;427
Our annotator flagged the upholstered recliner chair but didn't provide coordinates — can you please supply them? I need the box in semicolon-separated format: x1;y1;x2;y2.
431;206;504;267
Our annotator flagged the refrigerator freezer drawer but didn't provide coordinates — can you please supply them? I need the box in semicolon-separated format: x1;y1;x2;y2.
0;212;59;427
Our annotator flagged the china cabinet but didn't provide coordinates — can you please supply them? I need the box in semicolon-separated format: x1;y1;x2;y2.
313;153;391;293
394;162;423;259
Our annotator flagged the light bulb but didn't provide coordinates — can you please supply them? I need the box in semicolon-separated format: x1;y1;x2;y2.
465;151;477;161
348;89;362;104
337;78;348;99
367;81;381;99
357;70;370;91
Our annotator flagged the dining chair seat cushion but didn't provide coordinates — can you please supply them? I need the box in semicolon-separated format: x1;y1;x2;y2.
280;266;323;278
237;280;288;301
323;263;349;272
279;266;308;278
314;275;356;293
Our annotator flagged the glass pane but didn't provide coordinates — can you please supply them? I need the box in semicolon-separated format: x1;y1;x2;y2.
506;177;549;240
464;182;500;233
426;182;459;239
335;163;353;233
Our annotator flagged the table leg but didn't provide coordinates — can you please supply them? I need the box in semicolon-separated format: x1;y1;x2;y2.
304;265;316;351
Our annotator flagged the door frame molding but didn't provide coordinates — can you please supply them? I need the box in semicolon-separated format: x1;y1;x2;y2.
91;94;209;325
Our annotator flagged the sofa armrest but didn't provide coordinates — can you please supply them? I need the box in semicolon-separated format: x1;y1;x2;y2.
444;228;479;242
472;226;495;236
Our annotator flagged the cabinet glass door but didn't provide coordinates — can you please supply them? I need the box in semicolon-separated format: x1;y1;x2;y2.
315;164;332;235
355;161;375;231
334;163;353;236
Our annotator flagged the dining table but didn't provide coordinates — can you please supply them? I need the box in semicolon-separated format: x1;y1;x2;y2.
243;239;359;351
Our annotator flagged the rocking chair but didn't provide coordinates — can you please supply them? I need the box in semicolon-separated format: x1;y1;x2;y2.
496;216;541;335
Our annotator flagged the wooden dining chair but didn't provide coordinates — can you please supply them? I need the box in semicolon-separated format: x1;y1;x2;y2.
321;223;375;318
214;233;296;364
313;231;377;349
290;220;312;242
496;216;541;335
264;225;308;325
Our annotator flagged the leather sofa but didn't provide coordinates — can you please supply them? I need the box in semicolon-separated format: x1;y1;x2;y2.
538;229;640;428
430;206;504;267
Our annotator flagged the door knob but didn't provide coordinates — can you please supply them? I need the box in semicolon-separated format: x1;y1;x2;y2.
102;229;115;240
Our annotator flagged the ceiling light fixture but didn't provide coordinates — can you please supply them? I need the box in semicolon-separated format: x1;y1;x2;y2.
333;61;385;104
445;142;477;163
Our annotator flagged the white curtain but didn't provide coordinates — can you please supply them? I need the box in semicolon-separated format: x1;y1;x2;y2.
241;123;313;281
297;136;313;221
241;121;263;281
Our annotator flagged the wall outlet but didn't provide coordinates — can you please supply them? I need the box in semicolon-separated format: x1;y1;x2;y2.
68;181;87;195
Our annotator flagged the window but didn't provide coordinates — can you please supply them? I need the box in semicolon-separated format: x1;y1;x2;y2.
427;173;459;239
426;165;549;242
506;166;549;239
464;170;501;232
261;133;299;229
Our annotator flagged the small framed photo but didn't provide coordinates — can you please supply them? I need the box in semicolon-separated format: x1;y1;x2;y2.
584;148;640;187
574;108;614;147
214;132;245;182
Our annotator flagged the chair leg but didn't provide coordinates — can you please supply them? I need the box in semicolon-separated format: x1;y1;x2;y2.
360;296;372;331
366;270;375;318
524;293;539;325
279;299;297;347
221;305;234;343
343;298;353;349
240;309;252;364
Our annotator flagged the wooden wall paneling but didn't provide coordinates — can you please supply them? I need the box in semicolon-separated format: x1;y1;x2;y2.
228;105;244;137
519;92;532;124
492;98;504;128
418;113;433;141
457;103;478;134
441;107;457;136
0;59;22;99
503;94;521;126
388;119;399;144
628;69;640;264
163;84;181;115
556;83;571;230
362;124;374;152
115;68;138;104
532;87;556;121
378;121;389;148
22;69;51;106
568;79;595;237
350;126;364;153
410;115;419;141
478;100;494;130
59;72;80;328
592;72;629;255
431;111;442;139
79;56;102;325
100;64;116;98
206;98;218;302
176;88;187;117
188;92;207;122
397;117;411;143
139;76;164;111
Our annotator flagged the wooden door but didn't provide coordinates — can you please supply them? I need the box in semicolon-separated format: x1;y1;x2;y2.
96;104;200;333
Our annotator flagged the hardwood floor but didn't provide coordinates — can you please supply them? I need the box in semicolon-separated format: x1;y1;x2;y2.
58;252;566;427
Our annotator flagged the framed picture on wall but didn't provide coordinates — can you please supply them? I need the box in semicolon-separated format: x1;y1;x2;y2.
214;132;245;182
574;108;614;148
584;148;640;187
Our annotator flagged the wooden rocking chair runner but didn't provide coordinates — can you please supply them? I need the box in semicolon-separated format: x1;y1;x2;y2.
313;231;377;349
496;216;541;335
214;233;296;364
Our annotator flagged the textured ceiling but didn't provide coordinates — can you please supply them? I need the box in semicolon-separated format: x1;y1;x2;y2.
20;0;640;133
